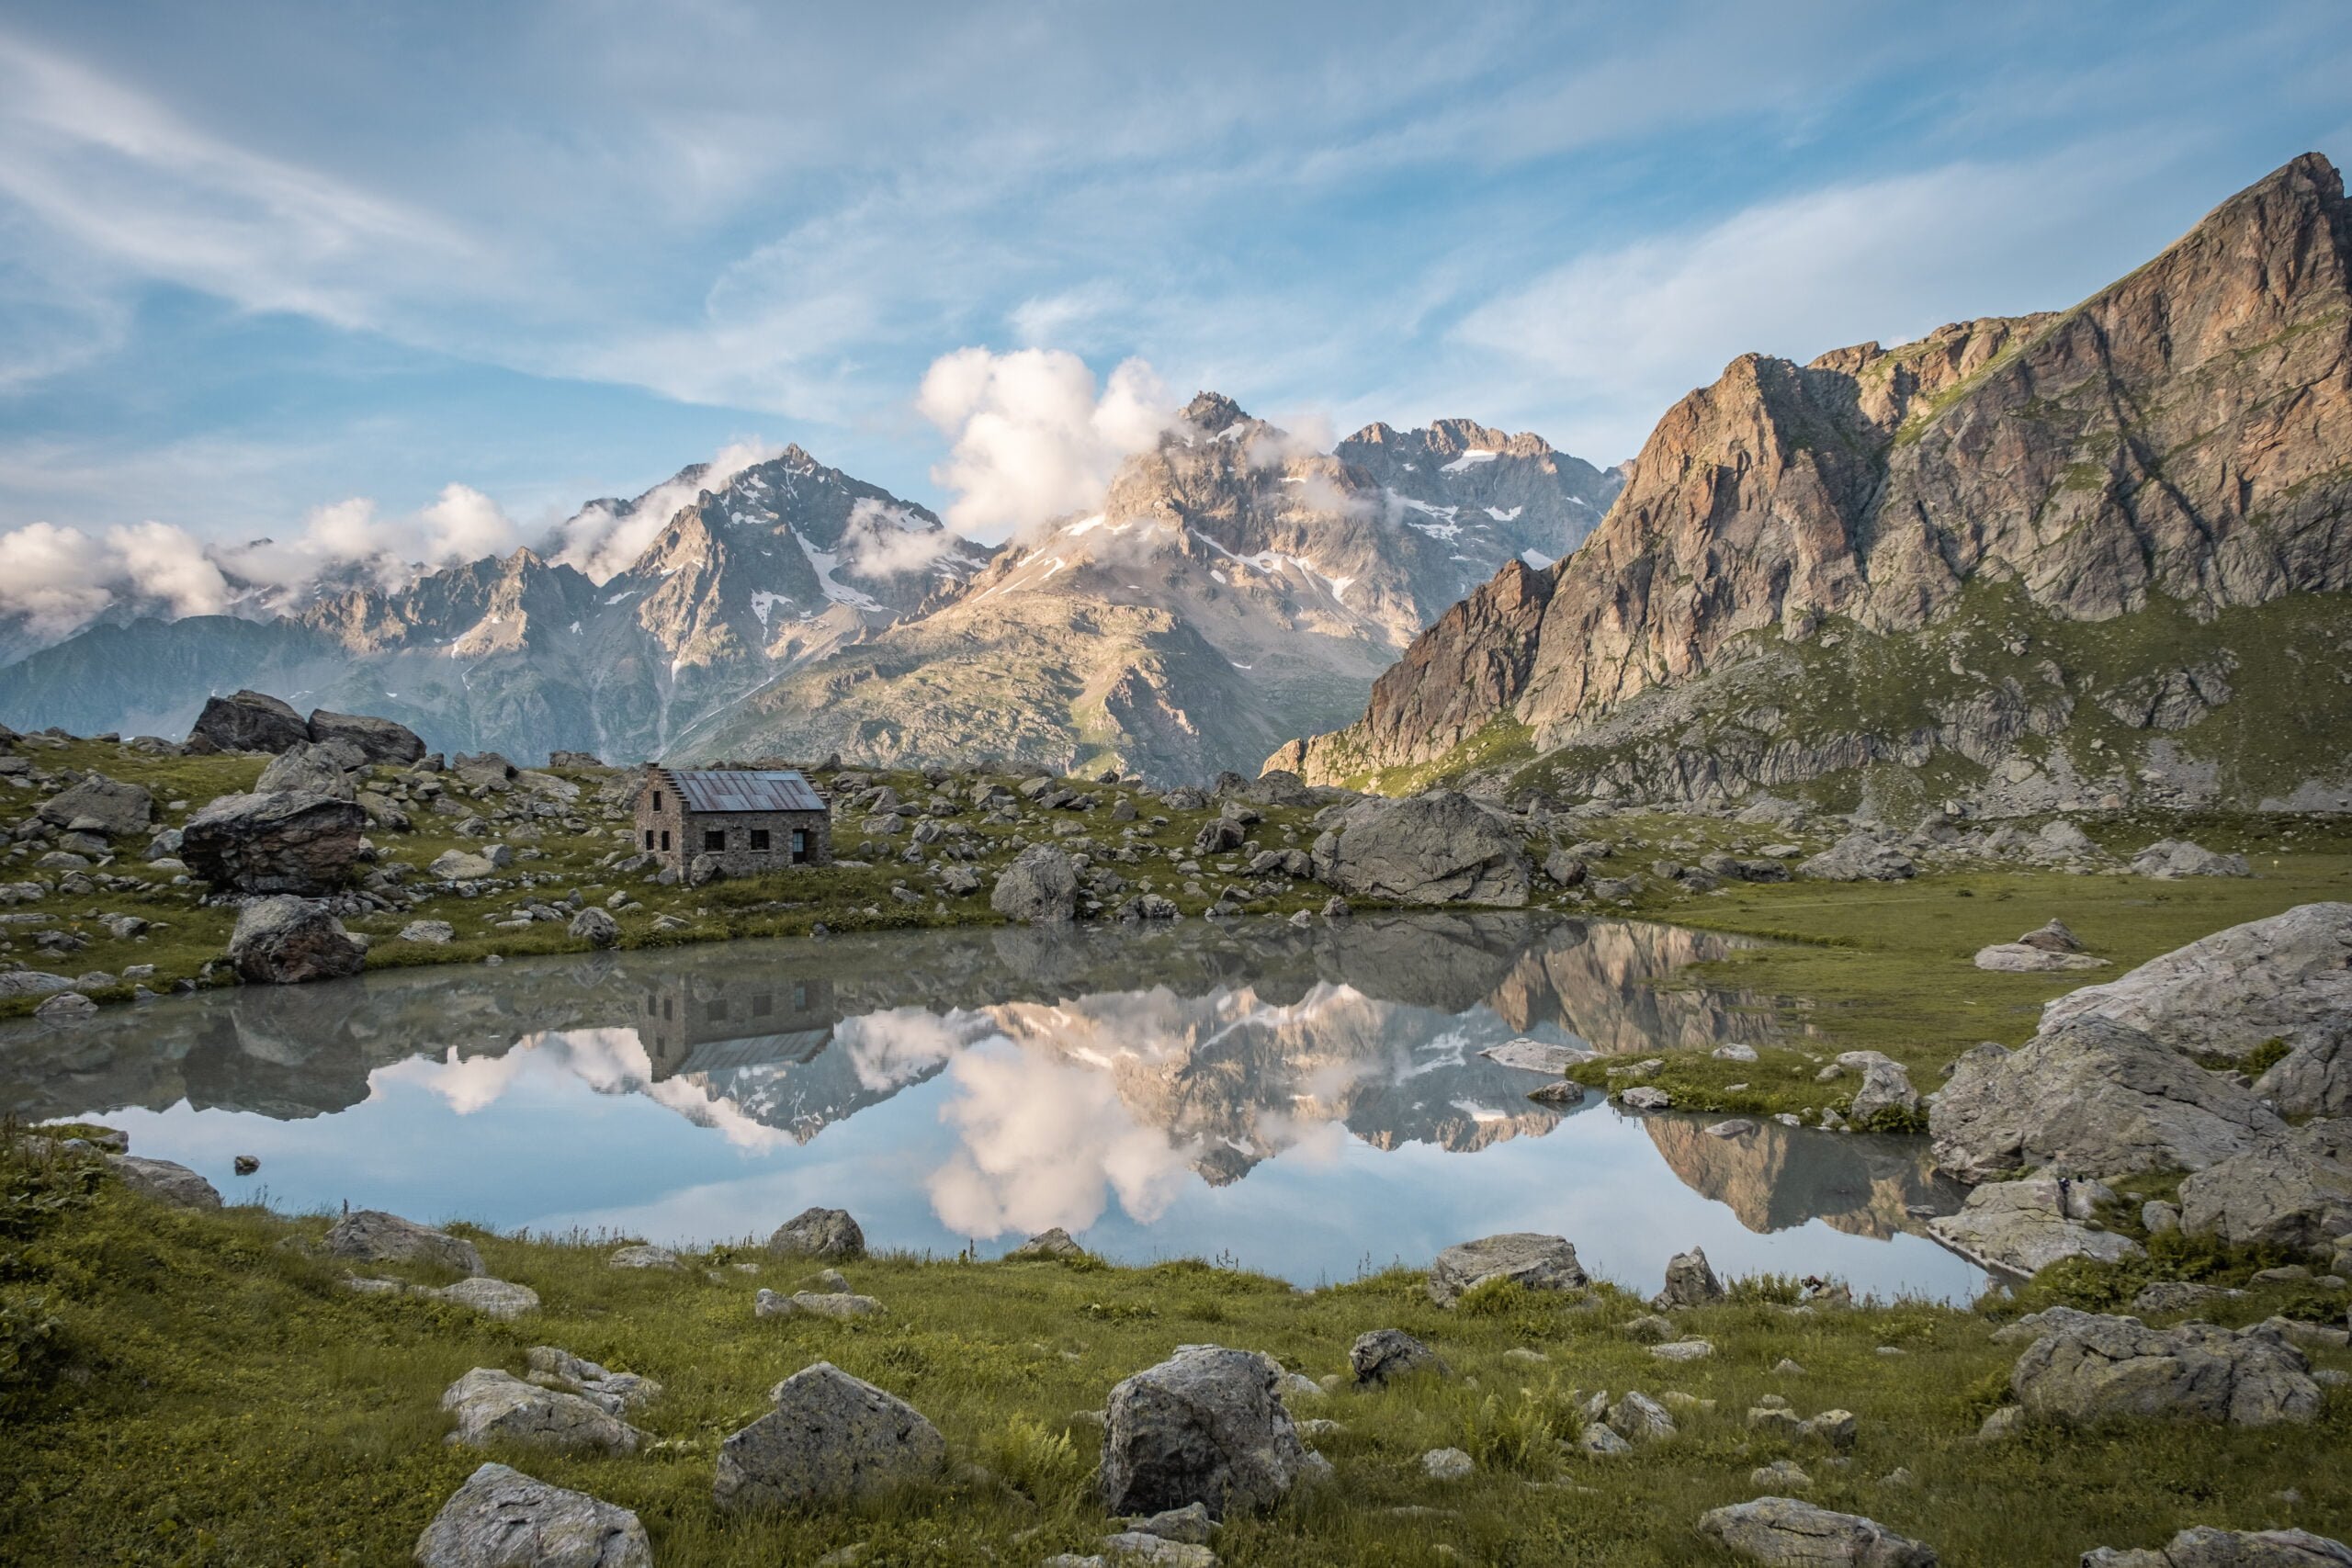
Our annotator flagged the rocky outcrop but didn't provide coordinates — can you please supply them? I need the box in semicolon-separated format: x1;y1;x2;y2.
1928;1019;2283;1182
1099;1346;1316;1519
1310;792;1532;907
305;707;424;764
188;689;310;754
1927;1178;2143;1275
2130;840;2253;878
766;1205;865;1260
1798;835;1916;883
992;844;1079;924
414;1462;651;1568
322;1208;484;1275
228;897;367;985
2038;904;2352;1067
440;1368;645;1455
107;1155;221;1209
1653;1246;1725;1309
180;790;367;894
35;773;153;838
1426;1232;1587;1305
2010;1309;2321;1426
255;742;356;800
1698;1498;1938;1566
714;1361;944;1508
2177;1120;2352;1251
2083;1527;2352;1567
1281;155;2352;812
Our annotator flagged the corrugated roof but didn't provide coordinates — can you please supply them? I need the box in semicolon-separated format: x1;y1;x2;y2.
668;769;827;813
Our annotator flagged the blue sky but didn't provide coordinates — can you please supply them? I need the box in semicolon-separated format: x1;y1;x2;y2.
0;0;2347;587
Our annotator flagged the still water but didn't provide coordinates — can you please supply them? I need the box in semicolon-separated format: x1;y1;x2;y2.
0;912;1984;1300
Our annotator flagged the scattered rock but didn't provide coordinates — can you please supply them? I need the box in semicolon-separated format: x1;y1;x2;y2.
2010;1309;2321;1426
1696;1497;1939;1566
1350;1328;1449;1386
1309;791;1532;907
1427;1232;1588;1306
993;844;1080;923
322;1209;483;1275
1797;834;1917;883
1100;1346;1315;1518
413;1461;651;1568
187;690;309;755
441;1368;641;1453
1654;1246;1724;1309
1480;1037;1594;1073
1974;942;2110;973
2177;1119;2352;1251
435;1278;540;1320
1849;1061;1920;1122
567;908;620;947
525;1347;662;1413
1752;1460;1814;1490
1122;1501;1215;1545
1606;1391;1677;1444
607;1244;681;1271
1099;1532;1216;1566
767;1206;865;1260
1420;1447;1474;1480
1007;1227;1087;1260
755;1289;883;1320
399;919;456;944
1928;1178;2146;1275
34;991;95;1020
180;790;367;894
1706;1118;1759;1139
228;896;367;985
307;708;425;765
429;850;501;881
1620;1086;1673;1111
257;742;356;800
2131;840;2253;878
714;1361;945;1509
2082;1527;2352;1567
1652;1339;1715;1362
36;773;153;838
107;1155;220;1208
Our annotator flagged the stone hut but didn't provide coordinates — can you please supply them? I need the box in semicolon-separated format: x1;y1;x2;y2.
634;767;831;874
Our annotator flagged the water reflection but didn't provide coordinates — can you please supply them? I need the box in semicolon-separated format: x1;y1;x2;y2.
0;914;1980;1298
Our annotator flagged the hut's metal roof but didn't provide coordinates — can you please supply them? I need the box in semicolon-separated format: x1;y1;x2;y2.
667;769;826;813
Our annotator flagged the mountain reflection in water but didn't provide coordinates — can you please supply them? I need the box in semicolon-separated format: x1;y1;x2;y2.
0;913;1982;1299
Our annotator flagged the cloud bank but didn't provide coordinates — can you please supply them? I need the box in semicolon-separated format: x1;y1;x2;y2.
917;347;1173;542
551;438;781;582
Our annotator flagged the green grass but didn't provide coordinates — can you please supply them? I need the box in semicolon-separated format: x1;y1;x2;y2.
4;1142;2348;1566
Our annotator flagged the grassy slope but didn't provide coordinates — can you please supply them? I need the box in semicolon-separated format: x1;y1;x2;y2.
3;1153;2347;1568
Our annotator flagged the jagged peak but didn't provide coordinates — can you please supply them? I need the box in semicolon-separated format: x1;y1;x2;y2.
1181;390;1250;434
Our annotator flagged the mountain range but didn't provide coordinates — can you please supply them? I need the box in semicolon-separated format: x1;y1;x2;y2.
1276;152;2352;818
0;404;1615;783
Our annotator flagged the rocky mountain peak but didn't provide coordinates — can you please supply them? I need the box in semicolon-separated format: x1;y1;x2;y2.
1181;390;1250;434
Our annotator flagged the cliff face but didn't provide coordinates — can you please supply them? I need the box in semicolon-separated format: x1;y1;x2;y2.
1282;154;2352;809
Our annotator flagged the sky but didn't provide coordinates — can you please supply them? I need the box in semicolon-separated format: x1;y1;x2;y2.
0;0;2347;615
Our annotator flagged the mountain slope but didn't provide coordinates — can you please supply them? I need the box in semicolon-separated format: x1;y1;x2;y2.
1277;152;2352;816
680;396;1623;779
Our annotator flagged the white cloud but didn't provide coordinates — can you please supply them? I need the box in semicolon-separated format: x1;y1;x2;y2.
839;498;959;579
224;482;525;592
0;517;232;635
551;438;780;583
917;348;1174;542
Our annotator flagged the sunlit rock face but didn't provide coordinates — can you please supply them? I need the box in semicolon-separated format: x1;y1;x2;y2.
1642;1115;1964;1242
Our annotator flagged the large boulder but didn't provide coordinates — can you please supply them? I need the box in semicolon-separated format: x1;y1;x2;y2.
440;1369;645;1455
2010;1310;2321;1427
2131;840;2253;878
414;1462;651;1568
2037;904;2352;1069
1654;1246;1725;1309
1426;1232;1588;1306
228;897;367;985
992;844;1079;924
766;1205;865;1260
255;742;356;800
180;790;367;894
453;752;519;792
713;1361;944;1509
1310;792;1532;907
1100;1346;1315;1518
1928;1018;2283;1183
1696;1497;1939;1566
2177;1120;2352;1251
107;1155;221;1209
306;707;425;764
1797;834;1917;883
187;689;309;754
1927;1178;2144;1274
35;773;153;838
2258;1036;2352;1120
2083;1527;2352;1567
322;1208;483;1275
1349;1329;1449;1386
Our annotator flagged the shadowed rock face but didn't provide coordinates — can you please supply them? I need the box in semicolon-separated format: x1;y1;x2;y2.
1283;154;2352;807
1642;1114;1962;1242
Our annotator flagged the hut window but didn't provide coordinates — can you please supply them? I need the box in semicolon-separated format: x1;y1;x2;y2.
660;830;670;852
643;830;653;851
651;790;662;810
704;829;726;852
750;829;771;851
791;829;808;863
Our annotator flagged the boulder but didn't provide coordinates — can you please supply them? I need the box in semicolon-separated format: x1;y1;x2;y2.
1797;834;1917;883
1849;1061;1919;1122
453;752;519;791
228;897;367;985
1309;791;1532;907
1928;1018;2282;1183
767;1205;865;1260
1606;1391;1677;1443
607;1244;680;1270
180;790;367;894
992;844;1080;924
754;1290;883;1320
107;1155;221;1209
1927;1179;2145;1274
1007;1227;1087;1260
2258;1036;2352;1120
306;708;425;764
1975;943;2109;973
714;1360;944;1508
568;908;620;948
400;920;456;944
1696;1497;1939;1566
430;850;501;882
2131;840;2253;878
2010;1311;2321;1426
2083;1527;2352;1567
255;743;356;800
1100;1346;1314;1518
35;773;152;838
2177;1120;2352;1251
1349;1329;1449;1386
2038;904;2352;1068
1427;1232;1588;1306
441;1369;643;1454
1654;1247;1724;1309
187;689;309;754
435;1278;541;1319
414;1462;651;1568
524;1347;662;1414
322;1208;484;1275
